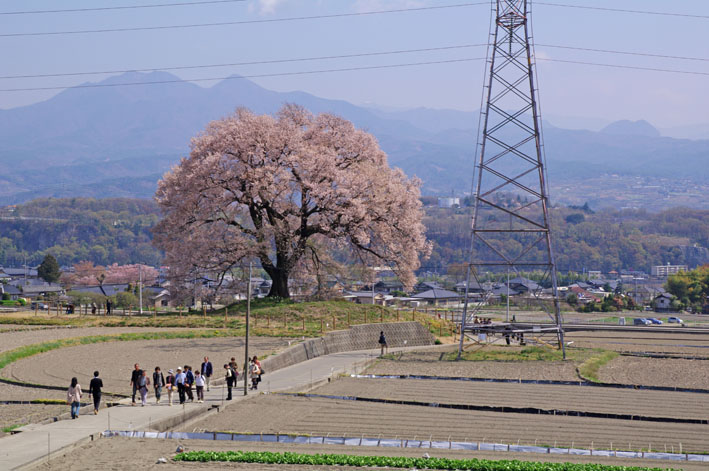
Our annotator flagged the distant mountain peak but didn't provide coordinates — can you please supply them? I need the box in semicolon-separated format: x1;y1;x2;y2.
600;119;660;138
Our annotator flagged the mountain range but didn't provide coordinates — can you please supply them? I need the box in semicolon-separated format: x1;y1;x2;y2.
1;71;708;209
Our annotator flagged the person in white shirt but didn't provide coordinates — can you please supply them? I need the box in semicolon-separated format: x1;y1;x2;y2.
174;367;187;404
194;371;206;403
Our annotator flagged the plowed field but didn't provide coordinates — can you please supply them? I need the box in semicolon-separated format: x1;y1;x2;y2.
314;377;709;420
188;394;709;453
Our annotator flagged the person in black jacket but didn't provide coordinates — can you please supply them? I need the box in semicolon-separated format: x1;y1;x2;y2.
200;357;213;392
88;371;103;415
153;367;166;404
129;363;142;406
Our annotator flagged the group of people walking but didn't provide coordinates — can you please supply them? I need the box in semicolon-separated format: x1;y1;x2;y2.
66;355;265;418
129;357;216;406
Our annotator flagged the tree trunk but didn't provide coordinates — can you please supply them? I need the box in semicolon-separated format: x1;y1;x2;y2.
265;267;290;299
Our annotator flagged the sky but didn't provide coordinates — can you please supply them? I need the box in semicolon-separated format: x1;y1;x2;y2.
1;0;708;129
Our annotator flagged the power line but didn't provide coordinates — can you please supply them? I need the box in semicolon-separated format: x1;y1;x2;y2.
0;3;487;38
536;2;709;20
537;44;709;63
0;44;487;80
0;0;247;16
6;42;707;81
0;58;486;92
537;57;709;77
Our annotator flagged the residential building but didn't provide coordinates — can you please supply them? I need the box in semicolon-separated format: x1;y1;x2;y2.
653;293;674;312
412;288;461;307
651;264;688;277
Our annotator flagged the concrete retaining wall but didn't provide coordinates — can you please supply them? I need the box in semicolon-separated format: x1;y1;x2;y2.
262;322;433;374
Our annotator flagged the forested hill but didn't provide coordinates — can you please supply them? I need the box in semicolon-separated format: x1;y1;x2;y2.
0;198;161;267
1;198;708;273
424;205;709;273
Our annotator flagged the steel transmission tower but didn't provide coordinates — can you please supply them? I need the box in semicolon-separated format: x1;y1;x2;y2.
458;0;565;357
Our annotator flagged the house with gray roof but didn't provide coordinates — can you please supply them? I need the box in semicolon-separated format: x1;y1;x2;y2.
412;288;461;307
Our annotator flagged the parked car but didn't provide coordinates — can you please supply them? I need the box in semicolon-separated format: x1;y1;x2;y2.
633;318;651;326
668;316;684;324
647;318;663;325
30;302;48;310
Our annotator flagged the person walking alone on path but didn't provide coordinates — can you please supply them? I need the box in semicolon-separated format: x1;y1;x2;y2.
67;377;82;419
200;356;213;392
184;365;194;402
153;367;165;404
165;369;175;406
88;371;103;415
194;370;205;403
130;363;142;406
175;367;186;404
378;331;388;356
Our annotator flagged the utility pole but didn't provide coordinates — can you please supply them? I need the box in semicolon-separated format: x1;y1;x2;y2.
243;262;252;396
138;265;143;315
459;0;565;358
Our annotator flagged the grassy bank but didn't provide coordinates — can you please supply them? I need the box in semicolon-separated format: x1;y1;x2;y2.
0;300;454;338
577;351;619;382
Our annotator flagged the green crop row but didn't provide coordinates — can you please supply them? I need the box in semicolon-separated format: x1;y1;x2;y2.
173;450;665;470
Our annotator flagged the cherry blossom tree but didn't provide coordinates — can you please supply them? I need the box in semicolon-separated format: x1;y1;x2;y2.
153;105;431;299
62;261;158;296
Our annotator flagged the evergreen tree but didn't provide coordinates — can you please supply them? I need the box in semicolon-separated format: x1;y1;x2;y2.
38;254;61;283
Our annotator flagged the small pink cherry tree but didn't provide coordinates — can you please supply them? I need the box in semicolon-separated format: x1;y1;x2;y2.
153;105;430;299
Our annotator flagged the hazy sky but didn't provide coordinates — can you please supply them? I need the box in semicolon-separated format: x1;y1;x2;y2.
1;0;708;128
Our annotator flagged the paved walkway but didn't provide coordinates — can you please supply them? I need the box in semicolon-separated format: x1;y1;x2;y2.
0;349;384;470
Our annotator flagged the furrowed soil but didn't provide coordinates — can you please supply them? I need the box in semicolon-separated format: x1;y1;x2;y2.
2;337;294;395
599;356;709;388
184;393;709;453
313;377;709;420
0;403;66;437
564;330;709;356
31;436;703;471
0;327;206;434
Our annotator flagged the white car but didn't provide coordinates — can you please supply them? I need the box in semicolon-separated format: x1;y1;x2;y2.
667;316;683;324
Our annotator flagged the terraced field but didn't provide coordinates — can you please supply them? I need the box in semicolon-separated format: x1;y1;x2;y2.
188;393;709;453
313;377;709;420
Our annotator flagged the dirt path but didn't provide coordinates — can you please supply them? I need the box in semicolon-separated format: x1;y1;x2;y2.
30;436;703;471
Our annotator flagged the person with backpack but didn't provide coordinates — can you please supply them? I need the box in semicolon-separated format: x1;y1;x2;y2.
67;377;82;419
224;363;235;400
153;366;165;404
88;371;103;415
165;369;176;406
378;331;388;356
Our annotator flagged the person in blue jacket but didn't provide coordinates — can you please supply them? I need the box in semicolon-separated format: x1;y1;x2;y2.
200;356;213;392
